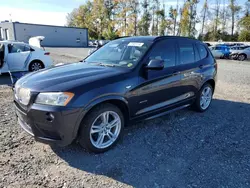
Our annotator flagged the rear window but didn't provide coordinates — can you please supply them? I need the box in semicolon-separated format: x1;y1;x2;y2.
179;43;195;64
197;44;208;60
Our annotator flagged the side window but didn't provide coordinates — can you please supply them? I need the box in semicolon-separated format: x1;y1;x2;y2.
9;44;29;53
179;42;195;64
197;44;208;60
23;45;30;52
148;39;176;68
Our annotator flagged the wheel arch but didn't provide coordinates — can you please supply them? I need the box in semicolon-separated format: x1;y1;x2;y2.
201;79;216;93
239;53;247;57
73;96;130;140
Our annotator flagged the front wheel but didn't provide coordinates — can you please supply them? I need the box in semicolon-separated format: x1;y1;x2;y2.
193;83;213;112
78;104;124;153
238;54;246;61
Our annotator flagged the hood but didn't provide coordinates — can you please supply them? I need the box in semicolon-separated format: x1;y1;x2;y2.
16;63;127;92
28;36;45;49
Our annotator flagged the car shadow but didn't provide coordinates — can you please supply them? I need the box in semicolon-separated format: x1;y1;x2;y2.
0;74;12;85
51;99;250;187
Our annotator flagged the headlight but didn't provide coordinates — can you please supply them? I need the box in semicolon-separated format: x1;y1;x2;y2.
15;87;31;105
35;92;74;106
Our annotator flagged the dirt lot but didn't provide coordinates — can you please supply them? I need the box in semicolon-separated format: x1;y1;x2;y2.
1;48;250;188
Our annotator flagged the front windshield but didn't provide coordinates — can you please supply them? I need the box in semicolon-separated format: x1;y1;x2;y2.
85;39;151;68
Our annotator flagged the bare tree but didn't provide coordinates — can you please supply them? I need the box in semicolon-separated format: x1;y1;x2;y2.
228;0;241;38
201;0;208;38
173;0;179;35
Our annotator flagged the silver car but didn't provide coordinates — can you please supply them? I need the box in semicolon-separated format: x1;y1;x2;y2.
230;46;250;61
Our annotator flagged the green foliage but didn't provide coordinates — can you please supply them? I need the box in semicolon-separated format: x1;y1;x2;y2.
138;0;151;35
103;26;119;40
66;0;249;41
238;30;250;41
239;15;250;30
180;0;199;38
203;30;238;41
238;15;250;41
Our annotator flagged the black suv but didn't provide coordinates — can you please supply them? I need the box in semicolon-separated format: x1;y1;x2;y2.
14;36;217;153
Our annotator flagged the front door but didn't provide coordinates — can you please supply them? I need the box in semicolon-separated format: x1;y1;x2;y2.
6;44;31;72
130;39;182;117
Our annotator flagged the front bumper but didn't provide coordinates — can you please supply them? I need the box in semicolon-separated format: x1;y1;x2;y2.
15;100;84;146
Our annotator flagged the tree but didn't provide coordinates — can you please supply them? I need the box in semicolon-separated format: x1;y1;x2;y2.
213;0;221;41
138;0;151;35
151;0;161;35
173;0;180;35
238;30;250;41
103;26;119;40
158;9;167;35
188;0;199;37
238;4;250;41
66;8;78;27
200;0;208;39
180;1;190;36
179;0;199;37
220;0;229;33
228;0;241;39
114;0;132;36
127;0;140;36
169;6;177;35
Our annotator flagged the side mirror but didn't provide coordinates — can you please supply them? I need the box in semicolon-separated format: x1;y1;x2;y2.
30;48;35;51
145;59;164;70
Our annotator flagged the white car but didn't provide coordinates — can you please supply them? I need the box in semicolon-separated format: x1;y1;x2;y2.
0;37;52;74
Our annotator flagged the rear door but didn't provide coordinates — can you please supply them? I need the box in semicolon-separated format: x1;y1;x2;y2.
130;39;182;117
6;44;31;72
175;39;205;98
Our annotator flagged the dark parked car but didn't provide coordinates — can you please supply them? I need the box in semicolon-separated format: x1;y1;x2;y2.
14;36;217;153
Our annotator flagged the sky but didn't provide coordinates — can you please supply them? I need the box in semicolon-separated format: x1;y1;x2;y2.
0;0;247;28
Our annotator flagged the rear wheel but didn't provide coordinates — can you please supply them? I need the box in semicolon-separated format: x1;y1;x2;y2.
238;54;246;61
193;83;213;112
78;104;124;153
29;61;44;71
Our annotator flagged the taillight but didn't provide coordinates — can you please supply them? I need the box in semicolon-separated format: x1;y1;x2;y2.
44;52;50;55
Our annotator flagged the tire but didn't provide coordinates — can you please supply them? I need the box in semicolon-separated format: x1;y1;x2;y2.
78;103;124;153
29;61;44;71
193;83;214;112
238;54;246;61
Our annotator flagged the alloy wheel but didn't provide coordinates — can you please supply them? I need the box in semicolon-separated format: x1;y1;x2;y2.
31;62;42;71
238;54;246;61
200;86;212;110
90;111;121;149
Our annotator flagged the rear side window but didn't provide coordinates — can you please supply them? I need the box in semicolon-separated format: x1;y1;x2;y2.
148;39;176;68
197;44;208;60
8;44;30;53
179;43;195;64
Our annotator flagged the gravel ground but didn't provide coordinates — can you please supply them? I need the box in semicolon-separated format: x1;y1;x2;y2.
1;49;250;188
